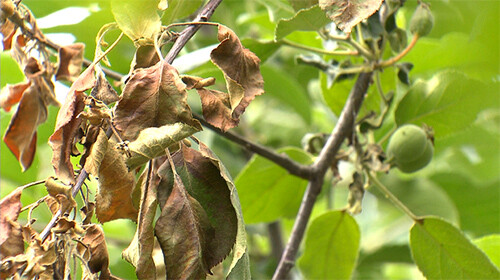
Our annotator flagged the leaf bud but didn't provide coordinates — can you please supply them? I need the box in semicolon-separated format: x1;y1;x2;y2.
410;2;434;37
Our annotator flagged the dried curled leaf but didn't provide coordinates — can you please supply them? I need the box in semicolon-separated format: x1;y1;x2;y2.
49;66;96;184
0;188;24;259
319;0;383;34
114;60;200;142
90;68;119;105
95;137;138;223
209;25;264;131
55;43;85;82
0;81;30;112
77;225;114;278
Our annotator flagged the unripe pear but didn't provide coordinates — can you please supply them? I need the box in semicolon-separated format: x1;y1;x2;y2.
410;2;434;37
387;124;434;173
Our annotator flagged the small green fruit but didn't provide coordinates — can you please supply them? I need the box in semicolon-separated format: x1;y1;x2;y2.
387;124;434;173
410;2;434;37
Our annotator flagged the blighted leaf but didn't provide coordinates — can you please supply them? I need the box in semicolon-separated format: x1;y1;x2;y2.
114;60;200;142
0;81;30;112
83;128;108;176
319;0;383;34
3;85;48;171
0;188;24;258
156;142;249;277
55;43;85;82
410;217;500;279
77;225;113;278
131;45;161;70
90;68;119;105
45;177;77;213
155;170;213;279
0;19;16;50
298;211;360;279
95;137;138;223
49;66;96;184
123;164;159;279
275;5;330;40
111;0;162;44
125;122;201;170
210;25;264;128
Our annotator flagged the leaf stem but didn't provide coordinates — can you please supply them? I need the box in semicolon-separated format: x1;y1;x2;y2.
282;39;358;56
377;34;419;68
365;170;420;221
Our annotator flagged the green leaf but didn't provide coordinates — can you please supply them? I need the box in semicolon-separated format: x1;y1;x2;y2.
430;173;500;237
322;67;395;117
319;0;383;34
256;0;295;23
111;0;162;43
403;33;498;81
474;235;500;269
395;70;499;139
358;245;413;266
410;217;500;279
126;123;200;170
261;65;312;123
235;147;313;224
161;0;203;25
298;210;360;279
275;5;330;40
1;53;24;87
240;39;283;63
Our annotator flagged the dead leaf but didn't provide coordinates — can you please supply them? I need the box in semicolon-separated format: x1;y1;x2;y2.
122;163;160;280
83;128;108;176
156;143;238;273
155;170;213;279
210;25;264;130
90;68;119;105
3;85;48;171
95;137;138;223
0;188;24;259
319;0;384;34
0;19;16;50
45;177;78;214
49;66;96;184
113;60;200;142
55;43;85;82
0;81;30;112
77;225;112;278
131;45;161;70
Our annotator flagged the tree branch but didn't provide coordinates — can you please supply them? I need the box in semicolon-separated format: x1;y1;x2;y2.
272;72;373;280
194;114;313;179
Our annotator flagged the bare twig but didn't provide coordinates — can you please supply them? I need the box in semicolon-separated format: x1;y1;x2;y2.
194;114;313;179
272;72;373;279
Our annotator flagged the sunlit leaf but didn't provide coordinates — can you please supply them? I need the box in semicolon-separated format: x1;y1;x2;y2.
0;81;30;112
473;235;500;269
125;122;200;170
111;0;162;44
319;0;383;34
275;5;330;40
298;210;360;279
410;217;500;279
161;0;203;25
395;70;498;139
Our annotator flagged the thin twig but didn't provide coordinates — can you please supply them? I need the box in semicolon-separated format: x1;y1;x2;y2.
272;71;373;279
193;114;313;180
282;39;358;56
377;34;419;68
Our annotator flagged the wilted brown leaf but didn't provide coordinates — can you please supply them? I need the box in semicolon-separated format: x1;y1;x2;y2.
77;225;112;278
23;238;57;279
0;188;24;259
132;45;161;70
55;43;85;82
45;177;77;214
156;143;238;274
0;81;30;112
49;66;96;184
123;163;160;280
155;170;213;280
210;25;264;130
113;60;200;142
319;0;383;34
90;68;119;105
3;85;48;171
95;138;138;223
